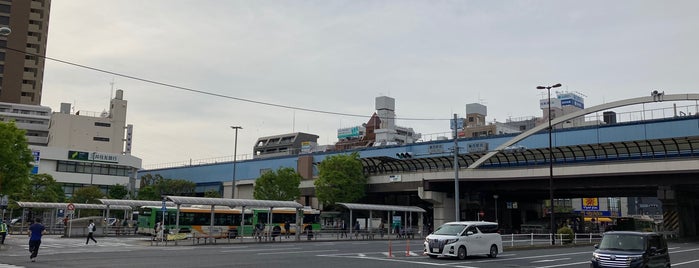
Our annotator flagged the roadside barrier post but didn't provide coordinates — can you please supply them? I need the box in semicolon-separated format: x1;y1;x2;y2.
405;238;410;256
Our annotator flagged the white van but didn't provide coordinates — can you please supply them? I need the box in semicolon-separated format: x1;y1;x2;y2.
423;221;503;259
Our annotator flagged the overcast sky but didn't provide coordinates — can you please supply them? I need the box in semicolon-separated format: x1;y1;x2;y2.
41;1;699;167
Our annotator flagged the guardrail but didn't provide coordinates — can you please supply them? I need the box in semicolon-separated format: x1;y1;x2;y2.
501;233;603;247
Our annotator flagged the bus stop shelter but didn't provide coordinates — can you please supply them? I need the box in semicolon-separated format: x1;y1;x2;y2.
16;201;132;235
98;199;178;235
337;203;426;238
163;196;304;242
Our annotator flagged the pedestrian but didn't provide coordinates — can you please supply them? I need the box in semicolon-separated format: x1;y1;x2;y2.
153;221;160;241
0;218;8;244
28;218;46;262
62;216;69;236
354;220;360;238
284;219;290;239
378;221;385;238
86;219;97;244
122;218;129;236
340;220;347;238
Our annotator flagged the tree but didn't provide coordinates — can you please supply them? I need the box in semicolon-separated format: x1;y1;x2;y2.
204;189;222;198
17;174;65;203
314;152;366;206
0;121;33;196
136;185;160;200
108;184;129;199
71;186;105;204
253;167;301;201
136;174;195;200
158;179;196;196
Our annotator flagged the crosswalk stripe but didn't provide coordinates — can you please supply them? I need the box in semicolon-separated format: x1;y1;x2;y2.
0;264;25;268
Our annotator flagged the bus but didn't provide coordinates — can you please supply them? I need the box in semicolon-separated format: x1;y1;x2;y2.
136;206;320;237
610;216;657;232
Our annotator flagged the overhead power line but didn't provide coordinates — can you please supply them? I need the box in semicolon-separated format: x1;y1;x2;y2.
3;45;450;121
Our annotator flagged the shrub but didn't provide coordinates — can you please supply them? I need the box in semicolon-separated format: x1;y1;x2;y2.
557;226;575;244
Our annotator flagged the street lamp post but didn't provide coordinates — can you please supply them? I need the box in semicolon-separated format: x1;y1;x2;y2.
453;114;460;222
90;152;95;185
493;194;499;223
230;126;242;199
537;83;561;245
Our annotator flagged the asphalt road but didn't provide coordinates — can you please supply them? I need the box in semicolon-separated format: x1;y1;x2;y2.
2;235;699;268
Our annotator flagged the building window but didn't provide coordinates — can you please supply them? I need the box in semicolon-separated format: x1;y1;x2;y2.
0;4;10;14
0;16;8;25
94;122;111;127
57;160;130;177
93;137;110;142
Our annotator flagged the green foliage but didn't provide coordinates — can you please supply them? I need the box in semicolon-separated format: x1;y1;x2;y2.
25;174;65;202
136;185;160;200
137;174;196;200
204;189;222;198
557;226;575;244
253;167;301;201
0;121;33;196
108;184;130;199
71;185;105;204
314;152;366;206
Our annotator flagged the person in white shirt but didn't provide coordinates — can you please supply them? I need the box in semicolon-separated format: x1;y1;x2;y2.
86;220;97;244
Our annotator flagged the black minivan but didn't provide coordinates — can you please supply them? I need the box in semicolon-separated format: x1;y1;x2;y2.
591;231;670;268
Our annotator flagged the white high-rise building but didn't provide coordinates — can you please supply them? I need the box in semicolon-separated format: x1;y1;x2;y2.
29;90;141;197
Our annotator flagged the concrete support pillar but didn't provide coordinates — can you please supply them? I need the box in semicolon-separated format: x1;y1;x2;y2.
659;185;698;238
418;186;455;228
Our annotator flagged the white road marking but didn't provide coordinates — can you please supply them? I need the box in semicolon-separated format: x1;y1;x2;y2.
257;249;339;255
535;261;591;268
674;259;699;266
220;247;296;253
671;247;699;254
531;258;571;263
0;264;25;268
458;251;590;264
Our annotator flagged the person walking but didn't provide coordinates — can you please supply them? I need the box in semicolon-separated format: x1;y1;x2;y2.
0;218;8;244
86;219;97;244
28;218;46;262
284;219;291;239
378;221;385;238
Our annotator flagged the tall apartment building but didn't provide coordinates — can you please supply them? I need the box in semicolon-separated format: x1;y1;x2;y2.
0;0;51;105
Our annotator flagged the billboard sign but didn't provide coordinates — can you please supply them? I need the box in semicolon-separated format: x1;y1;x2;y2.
337;126;361;139
467;142;489;153
582;198;600;211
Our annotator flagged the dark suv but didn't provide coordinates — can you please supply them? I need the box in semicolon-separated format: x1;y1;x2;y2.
591;231;670;268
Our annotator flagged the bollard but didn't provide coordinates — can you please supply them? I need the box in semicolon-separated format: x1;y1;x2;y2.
406;238;411;256
388;240;393;258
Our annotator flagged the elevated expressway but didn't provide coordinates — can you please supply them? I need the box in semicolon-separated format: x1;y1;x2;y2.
360;94;699;237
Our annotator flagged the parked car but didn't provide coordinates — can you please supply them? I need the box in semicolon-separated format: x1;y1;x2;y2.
424;221;502;259
591;231;670;268
10;218;21;226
